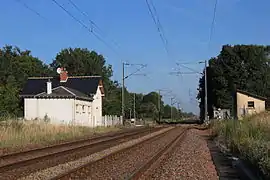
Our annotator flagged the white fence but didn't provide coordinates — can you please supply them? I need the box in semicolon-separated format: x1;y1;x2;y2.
101;115;123;127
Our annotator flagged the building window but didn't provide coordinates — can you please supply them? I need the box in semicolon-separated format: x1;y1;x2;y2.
82;105;85;113
88;106;91;114
76;104;79;113
248;101;255;108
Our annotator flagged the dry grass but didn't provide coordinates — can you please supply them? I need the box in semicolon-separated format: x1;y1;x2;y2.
211;112;270;178
0;119;120;149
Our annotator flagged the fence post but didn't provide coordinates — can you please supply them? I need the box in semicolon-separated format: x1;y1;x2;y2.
114;116;117;126
110;115;112;126
120;116;123;125
101;115;122;126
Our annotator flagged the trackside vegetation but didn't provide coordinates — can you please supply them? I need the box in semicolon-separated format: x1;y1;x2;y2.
211;112;270;178
0;118;120;150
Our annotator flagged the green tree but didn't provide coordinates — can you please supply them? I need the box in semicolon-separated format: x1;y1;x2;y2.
163;104;171;119
137;92;163;120
0;45;53;116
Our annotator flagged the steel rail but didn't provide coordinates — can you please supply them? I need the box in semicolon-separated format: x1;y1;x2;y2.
0;127;162;172
127;128;187;180
49;127;178;180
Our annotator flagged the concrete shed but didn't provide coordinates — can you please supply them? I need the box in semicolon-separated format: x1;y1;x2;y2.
236;89;266;119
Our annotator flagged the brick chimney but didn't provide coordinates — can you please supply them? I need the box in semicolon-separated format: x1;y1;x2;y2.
60;67;68;82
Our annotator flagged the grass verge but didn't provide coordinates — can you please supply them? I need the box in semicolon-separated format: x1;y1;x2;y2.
211;112;270;178
0;119;121;150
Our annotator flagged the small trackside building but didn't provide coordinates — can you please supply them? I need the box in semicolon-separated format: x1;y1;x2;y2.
236;89;266;119
20;68;105;127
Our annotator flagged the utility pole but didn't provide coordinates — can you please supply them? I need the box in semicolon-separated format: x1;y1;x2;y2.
133;93;136;120
177;102;180;119
158;90;161;123
170;97;174;121
204;60;208;122
121;62;147;125
172;61;208;122
122;62;125;124
178;103;183;120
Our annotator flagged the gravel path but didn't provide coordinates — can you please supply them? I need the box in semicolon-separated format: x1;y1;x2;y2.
19;127;173;180
145;129;218;180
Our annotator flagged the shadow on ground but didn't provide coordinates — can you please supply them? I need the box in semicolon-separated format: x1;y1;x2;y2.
205;136;265;180
206;138;242;180
157;120;202;125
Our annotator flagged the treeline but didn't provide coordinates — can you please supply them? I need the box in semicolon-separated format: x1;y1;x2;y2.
197;45;270;120
0;45;193;120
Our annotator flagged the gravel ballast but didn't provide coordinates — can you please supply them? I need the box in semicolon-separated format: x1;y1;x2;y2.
19;126;173;180
147;129;218;180
64;127;185;179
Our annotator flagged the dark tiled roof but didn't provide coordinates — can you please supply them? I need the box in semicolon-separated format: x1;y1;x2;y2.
36;86;74;97
34;86;93;101
236;89;267;101
20;76;101;100
64;87;90;98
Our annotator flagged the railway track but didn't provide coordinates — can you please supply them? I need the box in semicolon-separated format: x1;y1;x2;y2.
128;128;187;180
51;126;187;180
0;126;164;179
127;129;187;180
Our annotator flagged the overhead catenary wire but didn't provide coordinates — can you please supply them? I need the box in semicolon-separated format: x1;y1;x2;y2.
145;0;170;57
16;0;124;59
67;0;99;32
145;0;191;85
51;0;122;58
207;0;231;70
14;0;46;20
148;0;167;45
176;63;201;74
67;0;120;49
175;0;219;74
208;0;218;49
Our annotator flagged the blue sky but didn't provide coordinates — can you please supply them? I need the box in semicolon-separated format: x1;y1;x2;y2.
1;0;270;114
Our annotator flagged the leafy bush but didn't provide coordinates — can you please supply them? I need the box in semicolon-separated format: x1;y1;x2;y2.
43;114;50;123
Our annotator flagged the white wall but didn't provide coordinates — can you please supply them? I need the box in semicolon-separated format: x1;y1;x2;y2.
92;87;103;126
24;98;37;120
24;86;103;127
24;98;73;124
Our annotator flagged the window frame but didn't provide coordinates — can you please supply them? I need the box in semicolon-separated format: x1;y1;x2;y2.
247;101;255;108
